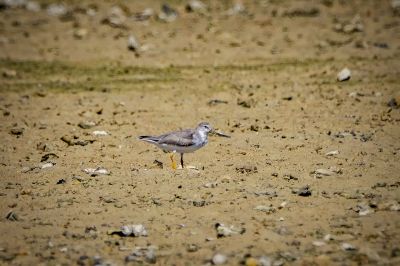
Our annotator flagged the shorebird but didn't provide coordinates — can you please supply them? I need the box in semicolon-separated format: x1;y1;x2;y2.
138;122;230;169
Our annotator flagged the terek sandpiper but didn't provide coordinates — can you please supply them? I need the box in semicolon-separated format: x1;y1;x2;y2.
138;122;230;169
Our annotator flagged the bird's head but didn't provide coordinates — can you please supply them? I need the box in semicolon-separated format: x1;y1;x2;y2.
197;122;231;138
197;122;213;134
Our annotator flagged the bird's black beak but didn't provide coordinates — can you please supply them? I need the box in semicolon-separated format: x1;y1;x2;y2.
211;130;231;138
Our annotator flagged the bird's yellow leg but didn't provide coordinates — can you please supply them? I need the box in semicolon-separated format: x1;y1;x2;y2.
169;153;177;170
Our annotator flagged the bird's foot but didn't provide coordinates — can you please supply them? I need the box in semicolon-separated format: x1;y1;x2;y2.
169;153;177;170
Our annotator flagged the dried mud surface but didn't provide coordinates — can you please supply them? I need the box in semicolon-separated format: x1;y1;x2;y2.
0;0;399;265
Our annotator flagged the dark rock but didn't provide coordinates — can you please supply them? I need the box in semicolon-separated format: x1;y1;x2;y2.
6;210;18;221
151;198;162;206
374;42;389;49
283;174;298;180
387;98;399;108
37;142;52;152
10;127;24;135
153;160;163;169
282;7;320;17
236;165;258;174
360;133;373;142
237;98;256;108
392;247;400;257
192;200;206;207
293;185;312;197
61;135;94;146
158;4;177;22
41;153;59;162
254;190;278;197
250;124;259;132
282;96;293;101
208;99;228;106
56;179;66;184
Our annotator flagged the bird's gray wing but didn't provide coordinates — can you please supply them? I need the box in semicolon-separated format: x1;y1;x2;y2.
157;129;195;147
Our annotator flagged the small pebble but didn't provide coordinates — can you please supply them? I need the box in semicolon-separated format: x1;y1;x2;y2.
279;201;287;209
2;69;17;78
47;3;67;17
26;1;41;12
259;256;272;266
41;162;54;169
78;121;96;129
227;2;245;15
21;166;32;173
341;243;357;251
102;5;127;28
314;168;335;177
389;202;400;211
186;244;199;252
186;0;206;13
325;150;339;156
313;240;326;247
254;205;276;213
204;182;218;188
120;224;148;237
132;8;154;21
145;249;156;263
212;253;227;265
92;130;109;136
83;167;110;176
215;223;245;237
337;68;351;82
158;4;178;22
74;28;88;39
128;35;140;52
245;257;259;266
355;202;373;216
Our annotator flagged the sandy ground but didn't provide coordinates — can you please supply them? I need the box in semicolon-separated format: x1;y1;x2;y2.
0;0;400;265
